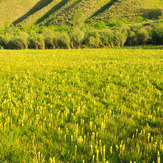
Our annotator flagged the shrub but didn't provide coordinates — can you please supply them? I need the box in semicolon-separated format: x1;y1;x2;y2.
0;45;4;49
91;21;106;29
28;31;45;49
150;23;163;45
0;36;5;49
114;29;127;47
17;31;29;49
42;28;55;49
99;29;114;47
58;26;68;32
7;37;27;49
57;32;70;49
84;28;102;48
137;28;149;45
158;10;163;19
69;28;84;48
107;20;124;27
0;34;12;49
126;26;149;45
134;16;144;23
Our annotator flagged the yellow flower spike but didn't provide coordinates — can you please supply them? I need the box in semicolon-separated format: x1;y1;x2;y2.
84;135;86;143
71;135;73;142
53;157;56;163
92;155;95;162
100;146;102;155
66;127;68;134
91;145;93;155
90;121;93;131
96;149;99;162
103;145;106;162
110;146;112;154
75;145;77;156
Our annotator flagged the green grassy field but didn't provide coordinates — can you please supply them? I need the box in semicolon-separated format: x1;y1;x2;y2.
0;47;163;162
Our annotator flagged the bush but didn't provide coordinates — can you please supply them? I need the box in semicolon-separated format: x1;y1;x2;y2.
150;23;163;45
107;20;124;27
91;21;106;29
42;28;55;49
99;28;127;47
69;28;84;48
58;26;68;32
57;32;70;49
134;16;144;23
84;28;102;48
99;29;114;47
17;31;29;49
0;45;4;49
114;29;127;47
7;37;27;49
0;23;161;49
42;29;70;49
137;28;149;45
28;31;45;49
126;26;149;45
0;36;5;49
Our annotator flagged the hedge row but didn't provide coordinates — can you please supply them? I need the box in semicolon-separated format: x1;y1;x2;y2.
0;23;162;49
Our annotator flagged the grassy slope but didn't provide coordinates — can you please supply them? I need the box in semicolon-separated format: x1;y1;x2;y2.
93;0;163;22
16;0;63;27
39;0;110;26
0;0;39;28
0;0;162;28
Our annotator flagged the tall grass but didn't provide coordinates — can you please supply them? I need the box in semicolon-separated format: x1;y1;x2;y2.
0;48;162;162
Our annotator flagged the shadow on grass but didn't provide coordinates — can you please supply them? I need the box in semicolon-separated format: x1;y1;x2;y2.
123;45;163;50
35;0;69;25
12;0;53;25
89;0;118;18
139;9;162;19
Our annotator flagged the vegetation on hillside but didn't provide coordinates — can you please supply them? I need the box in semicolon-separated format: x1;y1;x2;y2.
0;0;162;28
91;0;163;23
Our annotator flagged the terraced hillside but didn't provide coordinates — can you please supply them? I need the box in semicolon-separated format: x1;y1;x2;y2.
0;0;162;28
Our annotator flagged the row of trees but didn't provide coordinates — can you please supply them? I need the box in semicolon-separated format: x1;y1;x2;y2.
0;23;162;49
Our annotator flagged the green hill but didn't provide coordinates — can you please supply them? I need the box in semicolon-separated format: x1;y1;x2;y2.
91;0;163;22
0;0;162;28
0;0;39;27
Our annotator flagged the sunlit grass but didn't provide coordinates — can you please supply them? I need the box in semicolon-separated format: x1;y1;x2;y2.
0;47;162;162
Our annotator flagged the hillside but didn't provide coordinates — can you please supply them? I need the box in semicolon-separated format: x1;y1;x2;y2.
92;0;163;22
0;0;39;27
0;0;162;28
